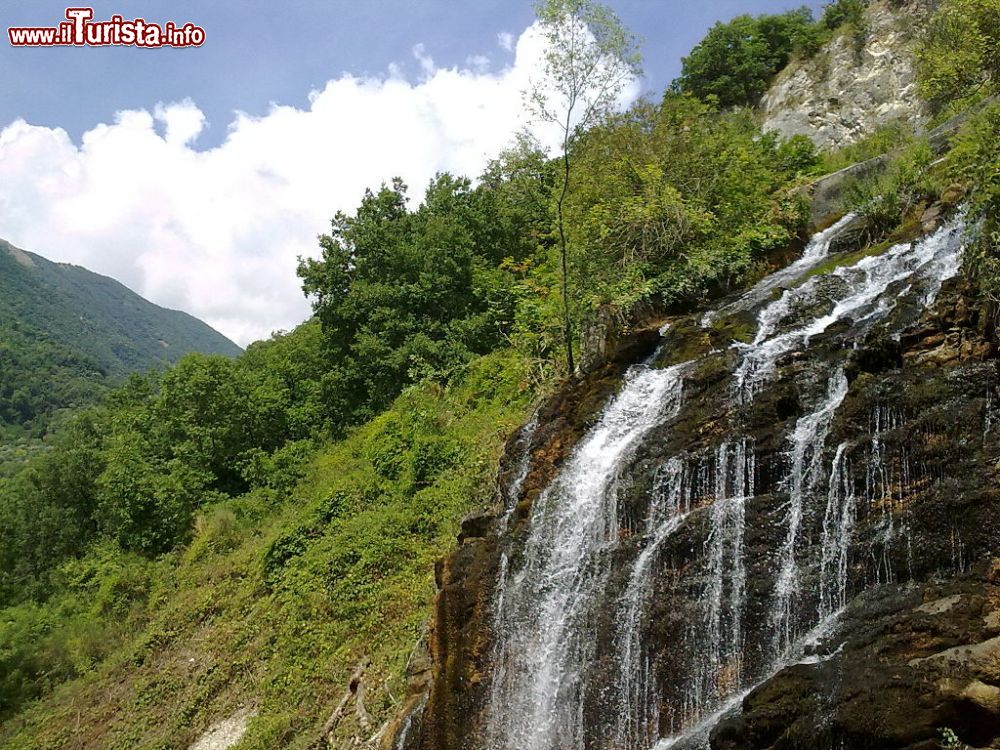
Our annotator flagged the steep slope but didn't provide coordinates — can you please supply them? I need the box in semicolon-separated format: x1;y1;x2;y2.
0;349;537;750
761;0;932;149
386;199;1000;750
0;239;241;434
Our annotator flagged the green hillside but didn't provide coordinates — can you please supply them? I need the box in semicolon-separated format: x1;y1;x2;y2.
0;0;998;747
0;239;242;438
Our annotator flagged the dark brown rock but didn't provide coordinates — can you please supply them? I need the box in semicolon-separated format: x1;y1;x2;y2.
383;234;1000;750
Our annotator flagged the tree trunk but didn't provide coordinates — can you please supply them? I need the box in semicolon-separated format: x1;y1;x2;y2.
557;148;575;378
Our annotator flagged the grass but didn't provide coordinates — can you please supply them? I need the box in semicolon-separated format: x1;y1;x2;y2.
0;349;537;750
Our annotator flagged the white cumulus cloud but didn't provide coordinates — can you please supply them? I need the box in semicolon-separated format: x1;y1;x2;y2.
0;24;639;346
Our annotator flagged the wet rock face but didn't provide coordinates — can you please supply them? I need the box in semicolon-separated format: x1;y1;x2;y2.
705;282;1000;750
761;0;932;150
389;222;1000;750
711;572;1000;750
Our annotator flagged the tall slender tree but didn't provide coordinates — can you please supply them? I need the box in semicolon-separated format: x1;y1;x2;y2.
528;0;642;376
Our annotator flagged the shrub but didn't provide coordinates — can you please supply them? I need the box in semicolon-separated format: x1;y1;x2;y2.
674;9;818;107
916;0;1000;114
948;103;1000;305
842;139;944;239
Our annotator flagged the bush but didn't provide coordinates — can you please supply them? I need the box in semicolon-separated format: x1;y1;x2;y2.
673;9;819;107
821;0;868;31
842;139;944;239
916;0;1000;114
563;95;809;313
948;103;1000;304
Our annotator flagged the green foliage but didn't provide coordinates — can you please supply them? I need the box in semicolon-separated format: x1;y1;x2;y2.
563;95;809;313
0;318;108;437
916;0;1000;115
948;103;1000;303
528;0;644;375
0;413;105;602
0;349;535;749
673;8;820;107
0;321;336;604
775;134;822;176
0;240;241;439
817;121;918;174
820;0;868;31
842;139;945;239
0;544;157;719
299;169;548;423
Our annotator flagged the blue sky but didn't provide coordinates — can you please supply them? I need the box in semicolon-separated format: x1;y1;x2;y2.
0;0;821;343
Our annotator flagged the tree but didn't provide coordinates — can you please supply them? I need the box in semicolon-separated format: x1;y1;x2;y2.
527;0;642;376
299;175;529;426
916;0;1000;113
674;9;817;107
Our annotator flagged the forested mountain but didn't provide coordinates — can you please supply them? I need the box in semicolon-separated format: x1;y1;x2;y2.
0;239;241;436
2;0;999;748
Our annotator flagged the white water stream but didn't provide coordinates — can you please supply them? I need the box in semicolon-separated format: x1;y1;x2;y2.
485;218;966;750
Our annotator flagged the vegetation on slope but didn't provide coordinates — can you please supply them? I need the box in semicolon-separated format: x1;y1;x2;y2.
0;241;241;439
834;0;1000;298
0;348;533;749
1;0;998;746
915;0;1000;117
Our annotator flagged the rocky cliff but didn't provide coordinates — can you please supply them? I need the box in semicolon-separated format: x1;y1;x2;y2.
381;194;1000;750
761;0;934;149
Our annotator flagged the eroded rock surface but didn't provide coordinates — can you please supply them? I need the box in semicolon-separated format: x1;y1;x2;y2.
761;0;933;149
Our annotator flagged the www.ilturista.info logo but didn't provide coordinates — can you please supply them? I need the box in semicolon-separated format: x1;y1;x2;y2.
8;8;205;48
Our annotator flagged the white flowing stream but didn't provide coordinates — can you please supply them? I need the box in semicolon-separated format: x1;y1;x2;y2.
485;218;966;750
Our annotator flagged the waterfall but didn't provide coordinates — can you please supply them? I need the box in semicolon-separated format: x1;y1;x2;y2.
486;363;686;750
733;219;965;402
819;443;856;620
499;413;539;527
702;212;857;327
770;370;848;656
616;457;692;749
483;217;966;750
694;441;755;723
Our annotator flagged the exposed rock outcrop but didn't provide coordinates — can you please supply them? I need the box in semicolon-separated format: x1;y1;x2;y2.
761;0;934;149
712;571;1000;750
384;208;1000;750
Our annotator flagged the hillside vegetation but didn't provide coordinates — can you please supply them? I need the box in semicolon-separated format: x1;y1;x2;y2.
0;0;998;747
0;240;241;440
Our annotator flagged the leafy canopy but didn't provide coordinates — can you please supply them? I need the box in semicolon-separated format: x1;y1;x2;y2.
298;170;549;426
916;0;1000;115
529;0;642;142
673;8;820;107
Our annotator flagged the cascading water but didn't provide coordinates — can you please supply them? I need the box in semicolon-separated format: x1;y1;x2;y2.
486;363;686;750
616;457;691;749
770;370;848;657
483;216;967;750
690;441;755;726
819;442;856;620
866;404;909;584
732;219;963;402
701;213;857;327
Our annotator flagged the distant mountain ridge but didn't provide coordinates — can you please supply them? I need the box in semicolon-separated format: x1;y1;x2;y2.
0;238;242;435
